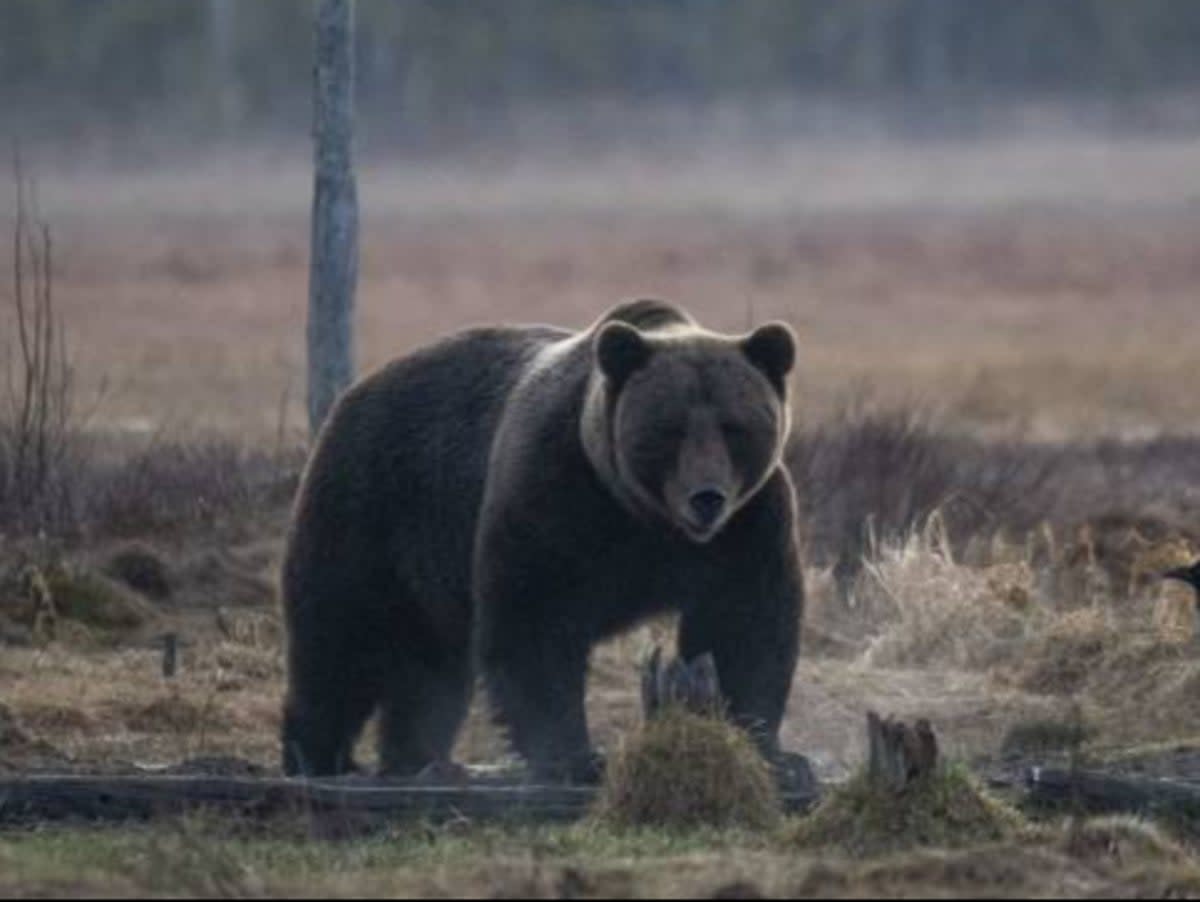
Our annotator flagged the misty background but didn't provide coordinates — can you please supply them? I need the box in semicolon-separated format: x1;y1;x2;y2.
5;0;1200;161
1;0;1198;443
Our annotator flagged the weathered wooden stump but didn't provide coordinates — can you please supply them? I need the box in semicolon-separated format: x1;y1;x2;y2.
866;711;940;793
640;647;723;719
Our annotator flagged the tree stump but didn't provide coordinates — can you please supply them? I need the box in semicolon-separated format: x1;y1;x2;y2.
866;712;939;793
640;647;723;719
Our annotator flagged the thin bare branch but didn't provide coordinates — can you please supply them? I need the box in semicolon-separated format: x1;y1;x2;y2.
1;151;76;526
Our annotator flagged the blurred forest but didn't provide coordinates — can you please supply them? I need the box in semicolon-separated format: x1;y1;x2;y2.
4;0;1200;156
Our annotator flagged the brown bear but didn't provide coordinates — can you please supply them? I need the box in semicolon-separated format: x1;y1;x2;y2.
281;299;804;782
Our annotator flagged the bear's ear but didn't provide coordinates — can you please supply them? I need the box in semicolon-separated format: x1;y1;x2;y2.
595;322;652;388
741;322;796;393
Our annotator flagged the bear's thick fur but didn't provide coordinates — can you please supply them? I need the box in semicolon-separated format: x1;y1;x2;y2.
281;300;804;781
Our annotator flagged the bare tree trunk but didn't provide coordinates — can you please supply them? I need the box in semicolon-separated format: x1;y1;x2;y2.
207;0;238;133
308;0;358;436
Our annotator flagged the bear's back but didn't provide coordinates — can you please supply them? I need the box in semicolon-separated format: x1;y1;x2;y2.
286;324;572;608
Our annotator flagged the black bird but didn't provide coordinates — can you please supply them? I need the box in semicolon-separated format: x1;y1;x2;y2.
1164;561;1200;600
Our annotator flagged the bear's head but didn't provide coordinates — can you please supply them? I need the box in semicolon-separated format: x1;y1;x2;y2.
584;314;796;543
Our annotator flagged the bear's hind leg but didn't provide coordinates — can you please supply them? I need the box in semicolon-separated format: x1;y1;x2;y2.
282;636;382;776
481;627;597;783
377;644;472;777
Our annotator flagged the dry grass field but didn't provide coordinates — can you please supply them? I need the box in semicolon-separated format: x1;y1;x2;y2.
24;134;1200;440
3;135;1200;896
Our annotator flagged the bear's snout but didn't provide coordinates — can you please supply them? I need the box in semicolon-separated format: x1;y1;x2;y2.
669;479;736;543
688;488;727;528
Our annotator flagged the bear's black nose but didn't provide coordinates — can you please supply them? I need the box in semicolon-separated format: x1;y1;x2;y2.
688;489;727;527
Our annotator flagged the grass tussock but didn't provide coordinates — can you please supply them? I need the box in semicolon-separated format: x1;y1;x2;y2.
1060;815;1193;869
859;533;1040;671
0;704;32;752
0;555;159;646
44;564;159;635
0;702;66;773
1008;606;1137;695
790;765;1025;858
594;709;781;832
806;520;1200;756
789;835;1200;899
1011;608;1128;696
999;604;1200;743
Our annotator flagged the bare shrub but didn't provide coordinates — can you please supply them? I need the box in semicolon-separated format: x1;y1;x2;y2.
0;157;301;543
0;152;75;533
789;403;1061;599
788;403;1200;600
81;439;285;538
0;428;295;541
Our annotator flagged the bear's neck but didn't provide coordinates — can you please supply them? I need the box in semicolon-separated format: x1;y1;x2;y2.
580;376;655;523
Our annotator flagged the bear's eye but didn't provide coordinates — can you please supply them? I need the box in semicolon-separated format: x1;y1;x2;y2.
721;421;750;440
642;419;687;448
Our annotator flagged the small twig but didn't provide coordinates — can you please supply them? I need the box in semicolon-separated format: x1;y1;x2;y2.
162;633;179;680
274;377;292;466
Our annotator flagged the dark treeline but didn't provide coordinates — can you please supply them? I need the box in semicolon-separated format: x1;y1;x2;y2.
4;0;1200;149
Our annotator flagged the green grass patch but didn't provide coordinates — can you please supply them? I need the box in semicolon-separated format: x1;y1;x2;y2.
789;764;1028;858
593;709;781;831
0;820;776;897
5;806;1200;897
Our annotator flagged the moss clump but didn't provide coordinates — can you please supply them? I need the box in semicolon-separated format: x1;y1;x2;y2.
45;564;157;636
790;765;1026;858
594;709;781;831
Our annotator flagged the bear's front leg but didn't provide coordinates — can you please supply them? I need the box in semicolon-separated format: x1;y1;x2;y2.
678;479;804;763
479;613;600;783
678;579;800;761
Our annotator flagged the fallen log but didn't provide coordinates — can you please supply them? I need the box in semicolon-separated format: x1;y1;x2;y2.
1025;767;1200;820
0;775;592;825
0;774;820;826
